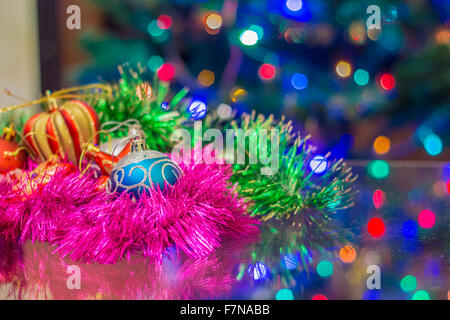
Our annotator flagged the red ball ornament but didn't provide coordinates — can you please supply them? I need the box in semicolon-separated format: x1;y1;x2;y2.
0;124;26;174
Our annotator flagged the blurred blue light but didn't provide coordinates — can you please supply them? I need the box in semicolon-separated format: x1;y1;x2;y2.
286;0;303;12
402;220;418;239
291;73;308;90
188;100;207;119
442;163;450;180
248;262;269;280
424;134;443;156
283;253;299;270
362;289;381;300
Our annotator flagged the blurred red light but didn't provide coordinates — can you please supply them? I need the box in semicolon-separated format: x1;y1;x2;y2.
258;63;276;80
380;73;395;90
157;15;172;29
157;63;175;82
368;217;385;238
372;189;386;209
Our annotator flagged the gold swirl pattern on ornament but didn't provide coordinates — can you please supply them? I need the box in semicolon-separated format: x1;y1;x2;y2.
161;162;183;183
124;165;148;190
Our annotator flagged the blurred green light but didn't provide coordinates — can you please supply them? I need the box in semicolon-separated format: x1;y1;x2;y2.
276;288;294;300
147;20;164;37
147;55;164;72
249;25;264;39
368;160;390;179
354;69;369;86
400;275;417;292
412;290;430;300
316;260;333;278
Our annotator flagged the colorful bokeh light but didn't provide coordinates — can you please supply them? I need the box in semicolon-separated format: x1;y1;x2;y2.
309;155;328;174
368;217;386;238
147;20;164;37
316;260;333;278
312;294;328;300
400;275;417;292
157;63;175;82
423;134;443;156
276;288;294;300
418;209;435;229
187;100;207;120
339;245;357;263
373;136;391;154
368;160;390;179
412;290;430;300
197;69;215;87
433;180;447;197
336;60;352;78
354;69;369;85
349;22;366;45
157;14;172;30
248;262;269;280
286;0;303;12
230;87;247;102
204;12;222;33
240;29;259;46
402;220;418;239
147;55;164;72
372;189;386;209
258;63;276;80
291;73;308;89
283;254;298;270
379;73;395;90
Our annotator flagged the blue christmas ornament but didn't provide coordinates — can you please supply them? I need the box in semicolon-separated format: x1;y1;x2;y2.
108;137;182;199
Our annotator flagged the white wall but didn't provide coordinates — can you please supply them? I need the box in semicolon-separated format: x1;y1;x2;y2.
0;0;40;108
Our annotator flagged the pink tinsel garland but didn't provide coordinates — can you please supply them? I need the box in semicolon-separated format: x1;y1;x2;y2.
0;159;258;264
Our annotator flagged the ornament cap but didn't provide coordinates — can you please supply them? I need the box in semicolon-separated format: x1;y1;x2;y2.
131;136;148;153
46;91;59;111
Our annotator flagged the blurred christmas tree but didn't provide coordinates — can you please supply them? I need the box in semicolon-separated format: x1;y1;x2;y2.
76;0;449;159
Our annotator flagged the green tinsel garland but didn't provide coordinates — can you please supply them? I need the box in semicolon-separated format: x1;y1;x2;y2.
228;112;357;218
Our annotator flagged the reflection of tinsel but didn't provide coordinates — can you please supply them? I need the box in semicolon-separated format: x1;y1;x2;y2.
0;238;25;299
7;240;250;299
86;66;189;152
0;151;257;264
